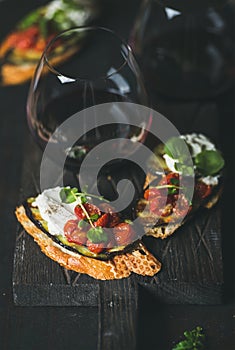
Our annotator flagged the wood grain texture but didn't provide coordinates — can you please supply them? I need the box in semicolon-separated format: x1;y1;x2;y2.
98;278;138;350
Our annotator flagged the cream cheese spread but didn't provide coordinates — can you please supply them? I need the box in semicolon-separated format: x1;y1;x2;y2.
33;187;80;236
180;133;216;157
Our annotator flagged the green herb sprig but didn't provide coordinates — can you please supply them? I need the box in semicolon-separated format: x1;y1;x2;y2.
59;186;108;205
87;227;108;243
172;326;205;350
59;186;108;228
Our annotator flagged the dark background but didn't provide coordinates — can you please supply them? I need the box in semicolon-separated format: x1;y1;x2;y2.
0;0;235;349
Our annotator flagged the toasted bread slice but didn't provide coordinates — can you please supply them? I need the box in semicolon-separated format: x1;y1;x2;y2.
136;183;223;239
137;133;224;239
15;205;161;280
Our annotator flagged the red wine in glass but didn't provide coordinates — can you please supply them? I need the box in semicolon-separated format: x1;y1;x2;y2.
27;27;150;172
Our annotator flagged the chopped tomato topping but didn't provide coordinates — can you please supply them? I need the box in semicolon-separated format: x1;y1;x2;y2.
94;213;109;227
149;196;169;216
66;229;87;245
113;223;135;246
143;172;192;218
194;181;212;200
99;203;120;227
64;201;136;254
64;219;79;235
86;240;105;254
74;203;101;220
107;212;120;228
144;187;161;200
64;220;88;245
158;172;179;187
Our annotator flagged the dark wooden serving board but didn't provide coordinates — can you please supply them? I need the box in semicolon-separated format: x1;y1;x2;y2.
13;131;224;309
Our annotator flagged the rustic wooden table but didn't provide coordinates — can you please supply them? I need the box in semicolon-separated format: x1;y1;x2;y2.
0;1;235;349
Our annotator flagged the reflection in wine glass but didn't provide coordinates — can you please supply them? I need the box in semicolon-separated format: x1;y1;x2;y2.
131;0;235;99
27;26;150;174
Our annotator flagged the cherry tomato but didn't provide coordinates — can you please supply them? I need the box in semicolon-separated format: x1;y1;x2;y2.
86;240;105;254
144;187;161;200
167;172;179;184
108;213;120;228
158;172;179;186
106;235;116;249
66;229;87;245
195;181;212;200
64;219;88;245
149;196;168;216
94;213;109;227
64;219;79;235
74;203;101;220
113;223;136;246
99;203;120;227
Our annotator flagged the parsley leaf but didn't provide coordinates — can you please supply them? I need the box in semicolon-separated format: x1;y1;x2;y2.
172;326;205;350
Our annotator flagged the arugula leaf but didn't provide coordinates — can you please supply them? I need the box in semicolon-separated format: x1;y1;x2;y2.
172;326;205;350
87;227;108;243
194;150;224;176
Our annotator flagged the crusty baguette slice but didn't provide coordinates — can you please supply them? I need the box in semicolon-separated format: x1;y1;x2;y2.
136;185;222;239
15;205;161;280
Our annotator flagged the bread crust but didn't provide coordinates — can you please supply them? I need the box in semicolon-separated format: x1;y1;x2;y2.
15;205;161;280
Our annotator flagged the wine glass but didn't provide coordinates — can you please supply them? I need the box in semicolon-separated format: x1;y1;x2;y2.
130;0;235;100
27;26;149;173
